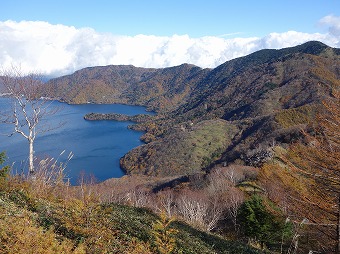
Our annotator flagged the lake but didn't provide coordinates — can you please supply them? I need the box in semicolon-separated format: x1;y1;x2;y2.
0;98;152;185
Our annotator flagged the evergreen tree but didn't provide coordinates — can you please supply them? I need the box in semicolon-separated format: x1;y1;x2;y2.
238;195;290;249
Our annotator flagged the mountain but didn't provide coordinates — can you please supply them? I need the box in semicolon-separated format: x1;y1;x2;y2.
42;41;340;177
43;64;209;112
120;41;340;176
174;41;339;120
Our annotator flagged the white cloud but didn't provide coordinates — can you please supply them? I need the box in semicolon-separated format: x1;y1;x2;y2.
319;15;340;37
0;18;339;77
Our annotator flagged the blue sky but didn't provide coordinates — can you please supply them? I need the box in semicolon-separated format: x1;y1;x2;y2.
2;0;339;37
0;0;340;75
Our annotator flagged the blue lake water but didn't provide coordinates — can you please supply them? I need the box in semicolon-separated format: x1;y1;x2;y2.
0;98;151;185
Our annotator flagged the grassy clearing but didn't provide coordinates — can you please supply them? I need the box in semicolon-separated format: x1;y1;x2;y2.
186;119;239;169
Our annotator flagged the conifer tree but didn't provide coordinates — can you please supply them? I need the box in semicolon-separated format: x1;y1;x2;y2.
238;195;290;249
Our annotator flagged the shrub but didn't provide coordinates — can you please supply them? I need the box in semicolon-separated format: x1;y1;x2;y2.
0;152;10;190
151;212;178;254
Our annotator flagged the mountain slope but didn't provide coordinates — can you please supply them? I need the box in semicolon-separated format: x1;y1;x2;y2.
175;41;339;120
120;41;340;176
43;64;209;112
0;175;261;254
43;41;340;177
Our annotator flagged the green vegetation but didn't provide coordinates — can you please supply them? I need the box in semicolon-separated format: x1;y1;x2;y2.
274;104;319;128
186;119;238;168
84;112;154;122
238;195;292;249
0;152;9;180
121;119;239;176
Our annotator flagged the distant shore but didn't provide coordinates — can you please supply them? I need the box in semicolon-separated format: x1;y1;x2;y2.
84;112;154;123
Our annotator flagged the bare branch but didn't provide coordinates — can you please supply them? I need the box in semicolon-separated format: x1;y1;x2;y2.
0;66;63;174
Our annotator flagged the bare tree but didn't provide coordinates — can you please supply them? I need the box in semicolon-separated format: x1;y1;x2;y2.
205;194;225;232
206;168;233;195
175;189;224;231
206;165;246;195
125;186;154;208
225;187;244;231
224;166;245;184
157;189;175;218
0;66;60;174
176;190;209;229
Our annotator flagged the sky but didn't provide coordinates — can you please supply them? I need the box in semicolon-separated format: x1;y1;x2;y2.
0;0;340;76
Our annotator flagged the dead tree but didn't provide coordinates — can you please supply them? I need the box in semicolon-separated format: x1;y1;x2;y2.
0;66;60;174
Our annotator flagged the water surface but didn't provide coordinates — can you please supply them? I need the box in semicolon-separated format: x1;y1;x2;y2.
0;98;151;184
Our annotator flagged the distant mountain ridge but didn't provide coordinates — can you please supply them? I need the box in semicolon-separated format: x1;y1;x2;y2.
43;63;209;112
174;41;339;120
43;41;339;113
42;41;340;176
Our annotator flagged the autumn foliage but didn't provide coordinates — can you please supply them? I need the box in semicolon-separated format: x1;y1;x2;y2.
260;90;340;252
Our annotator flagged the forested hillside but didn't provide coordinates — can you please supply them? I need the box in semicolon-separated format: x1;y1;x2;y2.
41;41;340;177
32;41;340;252
118;41;340;176
43;64;209;112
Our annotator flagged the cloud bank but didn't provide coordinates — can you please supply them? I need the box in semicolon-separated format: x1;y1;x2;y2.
0;16;339;77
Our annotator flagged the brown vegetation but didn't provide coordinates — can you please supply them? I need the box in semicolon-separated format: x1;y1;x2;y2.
259;90;340;252
0;158;262;253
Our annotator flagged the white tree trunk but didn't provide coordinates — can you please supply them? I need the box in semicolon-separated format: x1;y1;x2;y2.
0;68;62;177
29;137;34;174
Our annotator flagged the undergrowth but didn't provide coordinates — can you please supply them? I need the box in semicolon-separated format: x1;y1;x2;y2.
0;153;261;254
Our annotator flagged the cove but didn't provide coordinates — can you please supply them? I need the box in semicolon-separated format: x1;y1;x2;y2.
0;98;152;185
